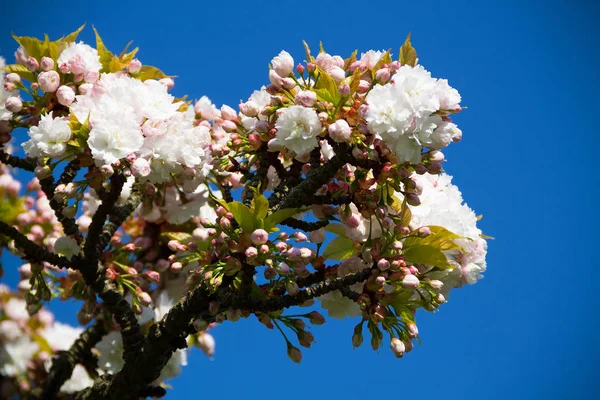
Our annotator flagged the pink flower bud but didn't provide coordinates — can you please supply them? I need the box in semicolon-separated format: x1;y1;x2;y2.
338;84;350;97
429;280;444;290
159;77;174;89
285;281;299;295
26;57;39;72
328;119;352;143
282;77;296;89
5;97;22;113
271;50;294;77
308;311;325;325
402;275;420;289
78;83;93;95
308;229;325;244
5;73;20;83
56;85;76;106
405;193;421;206
251;229;269;245
287;345;302;363
377;258;390;271
170;262;183;271
220;120;237;132
128;58;142;73
268;69;283;88
100;164;114;177
38;70;60;93
290;232;305;243
294;90;317;107
239;100;260;117
138;291;152;306
3;81;15;92
429;150;445;162
221;105;238;121
245;246;258;258
327;66;346;82
296;64;305;74
40;57;54;71
145;270;160;282
418;226;431;237
357;79;371;93
390;337;405;358
122;243;137;252
407;322;419;337
375;68;391;83
196;332;216;357
131;157;151;178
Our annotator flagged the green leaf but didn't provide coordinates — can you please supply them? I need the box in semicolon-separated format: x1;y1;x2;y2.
403;244;451;269
11;34;44;60
302;40;314;62
349;67;362;95
399;33;417;67
0;64;36;82
93;27;115;73
372;50;393;73
264;208;301;232
227;202;255;233
319;41;326;54
137;65;167;81
404;226;463;251
324;223;347;237
251;193;269;221
32;334;53;353
63;24;86;44
322;236;357;260
344;49;358;71
160;232;193;243
314;66;338;96
399;199;412;228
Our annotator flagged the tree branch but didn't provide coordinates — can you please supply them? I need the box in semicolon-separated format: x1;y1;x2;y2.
35;320;107;399
0;150;36;171
0;220;70;268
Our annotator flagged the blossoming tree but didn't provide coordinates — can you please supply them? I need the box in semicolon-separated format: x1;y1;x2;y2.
0;26;488;399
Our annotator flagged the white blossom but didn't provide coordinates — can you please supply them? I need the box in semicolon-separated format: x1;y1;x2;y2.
275;105;322;155
22;113;72;158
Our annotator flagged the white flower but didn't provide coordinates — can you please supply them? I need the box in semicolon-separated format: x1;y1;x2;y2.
87;113;144;166
53;237;80;260
275;105;322;155
360;50;385;70
96;331;125;374
57;42;102;81
402;173;487;290
96;330;187;381
60;365;94;393
342;203;383;243
365;65;460;163
436;79;461;110
240;87;270;131
1;56;17;121
318;285;363;320
429;121;461;150
41;322;83;351
22;113;72;158
194;96;219;120
0;337;38;376
3;298;29;322
271;50;294;77
167;184;219;225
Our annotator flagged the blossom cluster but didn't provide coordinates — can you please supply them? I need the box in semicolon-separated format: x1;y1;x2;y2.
0;27;489;398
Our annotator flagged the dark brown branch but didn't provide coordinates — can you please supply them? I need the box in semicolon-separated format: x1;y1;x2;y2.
36;320;107;399
281;218;329;231
0;150;36;171
0;220;70;268
39;158;82;237
74;266;374;400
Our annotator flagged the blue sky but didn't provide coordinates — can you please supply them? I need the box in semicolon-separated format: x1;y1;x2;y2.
2;1;599;399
